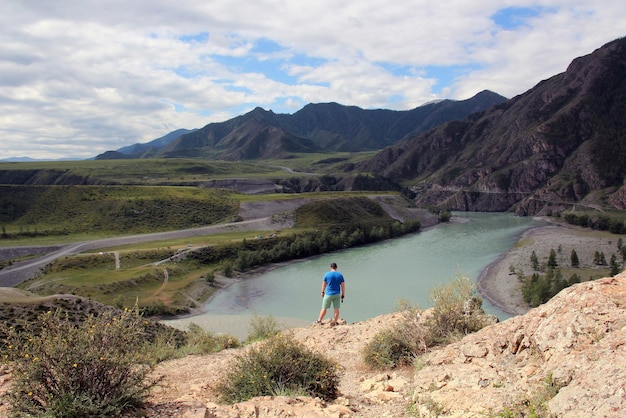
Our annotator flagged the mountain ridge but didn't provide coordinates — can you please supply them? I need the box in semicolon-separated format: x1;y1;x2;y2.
359;36;626;215
95;90;507;160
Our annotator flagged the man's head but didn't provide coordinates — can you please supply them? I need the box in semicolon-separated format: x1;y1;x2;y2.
330;262;337;269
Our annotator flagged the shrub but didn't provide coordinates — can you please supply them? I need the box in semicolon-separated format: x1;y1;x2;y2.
362;303;431;369
246;313;281;342
184;323;239;354
362;327;416;369
0;308;157;417
216;333;339;403
362;275;492;369
429;275;488;343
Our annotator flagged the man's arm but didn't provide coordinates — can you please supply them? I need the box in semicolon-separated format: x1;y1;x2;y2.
340;282;345;298
321;281;327;296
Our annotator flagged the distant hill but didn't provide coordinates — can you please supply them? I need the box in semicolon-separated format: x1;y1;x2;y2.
97;91;507;160
96;128;197;160
358;37;626;215
0;157;83;163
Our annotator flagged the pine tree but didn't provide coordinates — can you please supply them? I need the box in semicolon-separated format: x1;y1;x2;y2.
530;250;539;270
594;251;607;265
570;249;580;267
548;248;558;268
610;254;620;276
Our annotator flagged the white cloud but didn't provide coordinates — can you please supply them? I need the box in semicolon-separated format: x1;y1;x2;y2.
0;0;624;159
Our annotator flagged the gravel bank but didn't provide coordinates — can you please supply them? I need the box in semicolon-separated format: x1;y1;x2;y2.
477;222;621;315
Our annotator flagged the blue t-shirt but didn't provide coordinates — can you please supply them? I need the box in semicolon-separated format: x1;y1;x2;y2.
323;270;344;295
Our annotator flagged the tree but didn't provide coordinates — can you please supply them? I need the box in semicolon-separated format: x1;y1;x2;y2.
610;254;620;276
570;249;579;267
568;273;581;285
530;250;539;271
551;268;565;294
547;248;558;268
205;270;216;286
594;250;607;265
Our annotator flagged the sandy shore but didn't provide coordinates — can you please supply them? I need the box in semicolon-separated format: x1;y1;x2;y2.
477;221;620;315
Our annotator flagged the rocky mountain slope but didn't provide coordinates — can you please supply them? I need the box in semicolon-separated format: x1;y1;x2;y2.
105;272;625;417
361;37;626;215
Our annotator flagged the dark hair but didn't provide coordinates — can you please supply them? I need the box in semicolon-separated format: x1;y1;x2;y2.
330;262;337;269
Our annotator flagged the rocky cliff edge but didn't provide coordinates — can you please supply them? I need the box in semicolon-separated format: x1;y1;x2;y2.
137;273;626;417
2;275;624;417
414;272;625;417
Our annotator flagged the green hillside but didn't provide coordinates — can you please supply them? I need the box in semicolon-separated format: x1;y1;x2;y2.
0;185;239;237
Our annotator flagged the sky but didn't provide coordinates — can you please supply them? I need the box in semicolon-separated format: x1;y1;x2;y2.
1;1;625;160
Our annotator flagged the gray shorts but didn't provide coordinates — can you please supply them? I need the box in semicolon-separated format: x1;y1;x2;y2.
322;294;341;309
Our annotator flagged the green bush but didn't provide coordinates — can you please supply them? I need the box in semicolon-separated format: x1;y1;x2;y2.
1;308;157;417
216;333;339;403
246;313;281;342
363;276;492;369
184;323;239;354
362;302;431;369
361;327;416;369
429;275;488;343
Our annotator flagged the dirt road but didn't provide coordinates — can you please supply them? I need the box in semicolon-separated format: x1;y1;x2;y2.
0;217;286;287
0;195;435;287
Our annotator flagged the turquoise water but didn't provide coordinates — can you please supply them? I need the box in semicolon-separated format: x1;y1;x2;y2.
191;212;544;324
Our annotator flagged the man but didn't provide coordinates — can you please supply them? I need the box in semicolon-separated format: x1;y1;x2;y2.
315;262;345;325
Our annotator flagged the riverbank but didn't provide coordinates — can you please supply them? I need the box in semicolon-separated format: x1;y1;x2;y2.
161;215;527;338
169;219;623;339
477;221;621;316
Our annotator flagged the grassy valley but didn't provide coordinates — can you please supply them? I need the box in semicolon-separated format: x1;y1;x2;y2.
1;184;423;316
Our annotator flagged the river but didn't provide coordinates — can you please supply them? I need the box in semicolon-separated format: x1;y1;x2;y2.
163;212;546;338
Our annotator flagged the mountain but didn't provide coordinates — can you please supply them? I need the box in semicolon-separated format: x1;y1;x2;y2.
103;91;507;160
359;37;626;215
0;157;83;162
96;128;197;160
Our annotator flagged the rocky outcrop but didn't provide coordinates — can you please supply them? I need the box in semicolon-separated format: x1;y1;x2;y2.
413;273;626;417
2;274;623;417
137;273;626;417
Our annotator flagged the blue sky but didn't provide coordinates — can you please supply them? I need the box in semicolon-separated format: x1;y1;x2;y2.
1;0;625;159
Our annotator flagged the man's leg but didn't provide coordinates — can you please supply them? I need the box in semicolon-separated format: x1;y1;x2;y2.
332;308;340;323
317;308;327;322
